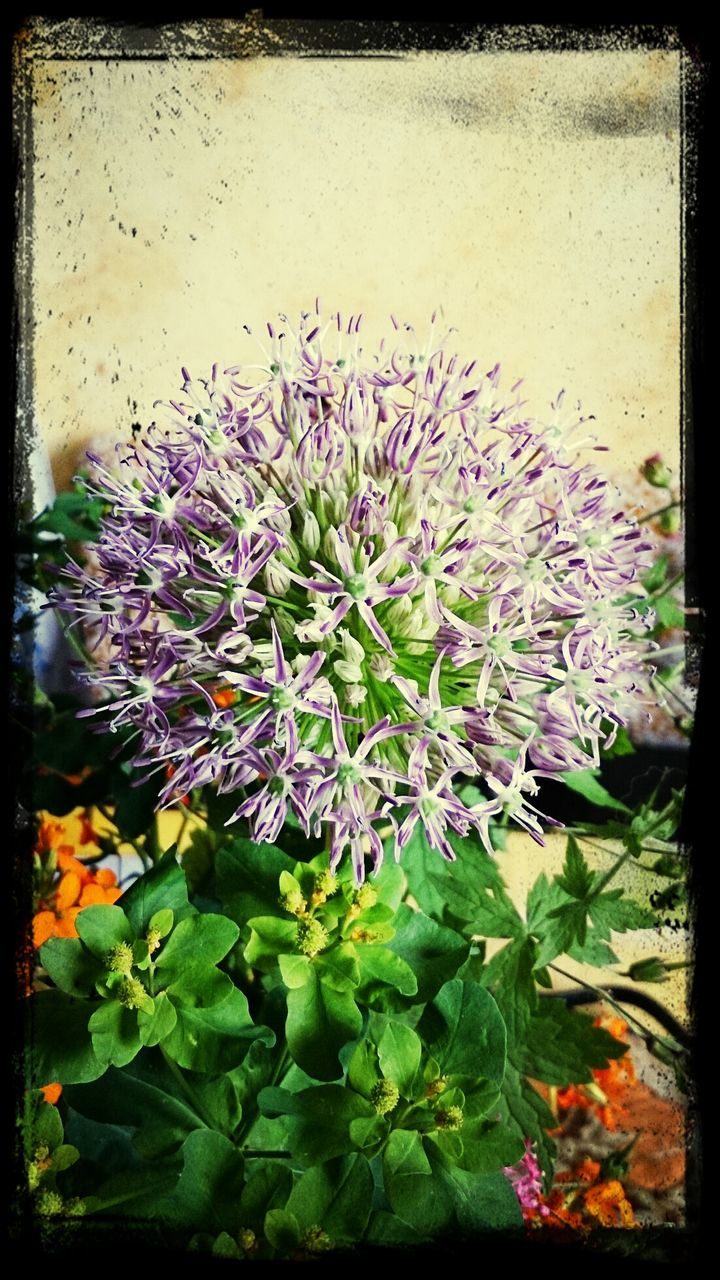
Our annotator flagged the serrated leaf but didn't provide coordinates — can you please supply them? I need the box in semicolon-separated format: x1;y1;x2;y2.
521;1000;628;1086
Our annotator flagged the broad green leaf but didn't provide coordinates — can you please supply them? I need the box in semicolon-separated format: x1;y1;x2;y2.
286;1153;373;1242
84;1161;182;1220
496;1063;556;1180
278;953;311;989
165;968;233;1009
75;904;135;959
365;1210;422;1246
458;1116;525;1174
121;848;190;936
29;990;106;1085
349;1115;388;1149
419;980;506;1082
437;1162;523;1231
167;1130;245;1234
346;1039;381;1099
400;825;504;929
149;908;174;938
382;1129;453;1235
24;1091;64;1159
259;1084;374;1165
239;1161;293;1232
89;1001;143;1068
38;937;103;997
376;1021;422;1096
560;770;631;814
137;990;178;1047
355;944;418;996
65;1058;205;1157
264;1208;300;1253
155;913;240;982
385;904;469;1005
314;943;360;993
163;986;274;1073
244;916;298;969
216;838;297;924
286;969;362;1080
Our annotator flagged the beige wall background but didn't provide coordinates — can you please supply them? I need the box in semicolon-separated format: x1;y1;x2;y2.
20;31;681;493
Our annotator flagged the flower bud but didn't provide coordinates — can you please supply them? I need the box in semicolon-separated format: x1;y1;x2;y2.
312;869;338;905
345;683;367;706
251;641;274;666
274;607;295;640
659;506;681;535
424;1075;448;1100
333;659;363;685
370;1080;400;1116
279;887;307;917
264;559;291;596
299;1226;334;1254
37;1190;64;1216
296;917;329;957
118;975;150;1010
641;454;673;488
339;628;365;665
238;1228;258;1254
302;511;321;555
434;1105;464;1131
106;942;134;975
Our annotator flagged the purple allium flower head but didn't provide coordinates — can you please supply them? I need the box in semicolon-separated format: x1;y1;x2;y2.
55;306;656;879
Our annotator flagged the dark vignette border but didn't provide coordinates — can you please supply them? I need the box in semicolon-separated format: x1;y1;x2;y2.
7;11;711;1269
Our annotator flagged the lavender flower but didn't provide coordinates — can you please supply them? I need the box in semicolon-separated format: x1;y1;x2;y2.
55;307;656;879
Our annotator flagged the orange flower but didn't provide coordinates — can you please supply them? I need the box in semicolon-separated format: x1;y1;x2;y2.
211;686;236;709
41;1083;62;1105
584;1180;637;1228
555;1015;635;1131
33;861;121;948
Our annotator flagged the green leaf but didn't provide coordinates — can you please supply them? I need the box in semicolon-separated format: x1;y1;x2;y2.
496;1064;556;1180
567;932;619;966
38;937;103;997
419;980;506;1082
75;904;135;959
437;1163;523;1231
244;917;298;969
65;1057;205;1157
264;1208;301;1253
382;1129;453;1235
30;990;106;1085
148;908;174;938
286;969;362;1080
155;913;240;982
24;1091;64;1159
314;943;360;993
560;770;631;814
88;1001;143;1068
480;938;538;1047
355;944;418;996
168;1130;245;1234
458;1116;525;1174
278;953;311;989
556;835;595;899
365;1210;422;1246
346;1039;381;1099
165;967;233;1009
286;1154;373;1242
349;1115;388;1149
400;824;506;929
385;904;469;1005
216;838;297;924
163;987;274;1073
113;771;162;839
259;1084;374;1165
521;1001;628;1086
589;891;656;939
84;1161;182;1221
239;1161;294;1232
137;991;178;1047
121;848;190;936
375;1021;422;1096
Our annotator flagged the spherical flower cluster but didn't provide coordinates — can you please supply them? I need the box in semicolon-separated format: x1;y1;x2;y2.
55;307;656;880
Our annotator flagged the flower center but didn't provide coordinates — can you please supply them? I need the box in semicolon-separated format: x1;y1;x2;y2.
346;574;367;600
337;761;362;785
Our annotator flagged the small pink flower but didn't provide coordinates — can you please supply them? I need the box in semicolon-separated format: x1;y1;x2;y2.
503;1139;550;1219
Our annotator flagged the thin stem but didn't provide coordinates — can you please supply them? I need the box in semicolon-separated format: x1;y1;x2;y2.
548;963;663;1041
638;500;680;525
159;1045;217;1131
